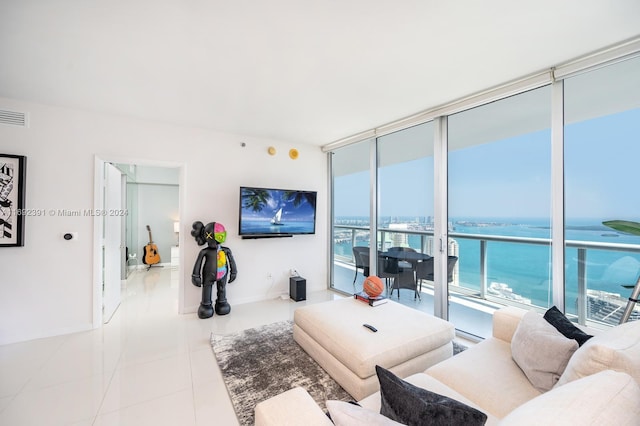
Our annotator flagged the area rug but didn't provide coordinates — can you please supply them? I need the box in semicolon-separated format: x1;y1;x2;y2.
211;320;351;425
211;320;468;426
453;340;467;355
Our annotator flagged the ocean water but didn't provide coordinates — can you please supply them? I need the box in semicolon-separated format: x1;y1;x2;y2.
335;217;640;308
241;219;315;235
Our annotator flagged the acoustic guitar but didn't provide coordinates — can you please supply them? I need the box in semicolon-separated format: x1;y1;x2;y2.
143;225;161;266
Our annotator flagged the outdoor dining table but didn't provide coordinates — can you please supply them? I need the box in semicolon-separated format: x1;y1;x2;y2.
380;250;432;263
379;251;433;299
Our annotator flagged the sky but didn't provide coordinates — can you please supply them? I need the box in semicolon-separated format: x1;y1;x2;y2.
240;188;316;221
334;108;640;222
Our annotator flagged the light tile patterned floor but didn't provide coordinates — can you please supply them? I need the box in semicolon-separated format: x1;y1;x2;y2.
0;267;341;425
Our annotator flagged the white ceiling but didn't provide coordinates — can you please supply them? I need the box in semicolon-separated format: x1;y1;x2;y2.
1;0;639;147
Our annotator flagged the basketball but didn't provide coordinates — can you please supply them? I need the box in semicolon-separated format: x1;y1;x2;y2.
363;275;384;298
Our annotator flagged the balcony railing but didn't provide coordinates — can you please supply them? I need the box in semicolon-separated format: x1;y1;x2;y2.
333;224;640;327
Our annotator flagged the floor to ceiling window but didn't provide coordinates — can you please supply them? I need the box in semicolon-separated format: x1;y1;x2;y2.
377;122;435;309
328;43;640;338
331;140;372;294
563;55;640;326
447;86;553;337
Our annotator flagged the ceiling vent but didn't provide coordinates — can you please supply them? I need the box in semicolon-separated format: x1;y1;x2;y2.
0;109;28;128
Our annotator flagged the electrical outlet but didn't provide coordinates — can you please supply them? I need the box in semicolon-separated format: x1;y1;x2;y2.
63;232;78;241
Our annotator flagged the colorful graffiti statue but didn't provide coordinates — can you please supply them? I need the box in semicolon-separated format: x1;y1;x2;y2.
191;221;237;318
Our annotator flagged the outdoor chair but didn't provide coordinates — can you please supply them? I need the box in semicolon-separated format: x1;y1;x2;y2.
384;248;420;300
415;256;435;292
352;246;369;286
358;251;399;294
416;256;458;291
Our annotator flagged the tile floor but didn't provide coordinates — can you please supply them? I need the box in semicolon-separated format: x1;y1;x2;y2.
0;267;343;426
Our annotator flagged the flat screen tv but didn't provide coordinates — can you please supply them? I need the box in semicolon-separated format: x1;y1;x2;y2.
239;186;317;238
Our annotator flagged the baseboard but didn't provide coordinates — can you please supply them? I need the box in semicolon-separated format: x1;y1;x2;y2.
0;322;94;346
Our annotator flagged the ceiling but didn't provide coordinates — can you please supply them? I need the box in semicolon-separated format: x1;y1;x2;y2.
1;1;639;147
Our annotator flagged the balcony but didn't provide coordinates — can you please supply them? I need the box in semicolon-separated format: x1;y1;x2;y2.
333;225;640;339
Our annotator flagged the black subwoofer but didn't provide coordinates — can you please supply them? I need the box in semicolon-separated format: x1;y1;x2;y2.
289;276;306;301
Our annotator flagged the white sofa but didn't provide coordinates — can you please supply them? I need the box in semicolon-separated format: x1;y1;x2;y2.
255;306;640;425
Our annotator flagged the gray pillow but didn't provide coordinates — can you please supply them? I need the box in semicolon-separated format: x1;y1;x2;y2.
376;365;487;426
511;310;578;392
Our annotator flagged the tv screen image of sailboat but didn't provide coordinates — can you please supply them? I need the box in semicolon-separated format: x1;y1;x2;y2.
240;187;317;235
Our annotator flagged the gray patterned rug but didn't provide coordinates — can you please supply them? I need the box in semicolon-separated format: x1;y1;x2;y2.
211;320;468;426
211;320;351;425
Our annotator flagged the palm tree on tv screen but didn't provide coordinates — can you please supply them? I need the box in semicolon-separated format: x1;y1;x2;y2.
242;189;314;214
283;191;315;209
242;189;271;212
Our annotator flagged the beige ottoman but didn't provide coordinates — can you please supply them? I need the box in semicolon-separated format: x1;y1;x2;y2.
293;297;455;400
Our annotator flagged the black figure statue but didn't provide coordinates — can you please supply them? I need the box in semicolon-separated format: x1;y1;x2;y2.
191;221;237;318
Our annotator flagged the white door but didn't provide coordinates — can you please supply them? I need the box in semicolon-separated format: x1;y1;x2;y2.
120;174;127;280
103;163;123;323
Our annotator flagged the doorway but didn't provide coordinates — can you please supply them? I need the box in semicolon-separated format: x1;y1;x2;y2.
93;157;183;327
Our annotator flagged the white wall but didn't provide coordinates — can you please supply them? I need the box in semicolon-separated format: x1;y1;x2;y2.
0;97;328;345
136;183;179;263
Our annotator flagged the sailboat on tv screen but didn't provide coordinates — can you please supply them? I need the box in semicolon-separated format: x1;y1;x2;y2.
271;208;284;225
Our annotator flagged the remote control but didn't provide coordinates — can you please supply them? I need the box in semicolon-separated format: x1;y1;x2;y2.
363;323;377;332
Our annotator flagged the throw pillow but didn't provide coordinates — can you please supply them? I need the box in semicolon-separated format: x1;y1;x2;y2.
557;318;640;386
543;306;593;346
326;400;404;426
511;310;578;392
376;365;487;426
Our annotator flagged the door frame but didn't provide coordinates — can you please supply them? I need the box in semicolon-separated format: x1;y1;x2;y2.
102;162;124;323
92;155;186;328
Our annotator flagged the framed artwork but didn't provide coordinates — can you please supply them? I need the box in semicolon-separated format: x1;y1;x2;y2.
0;154;26;247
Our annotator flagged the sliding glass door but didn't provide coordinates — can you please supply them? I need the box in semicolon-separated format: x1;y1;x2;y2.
447;86;552;337
377;122;434;309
